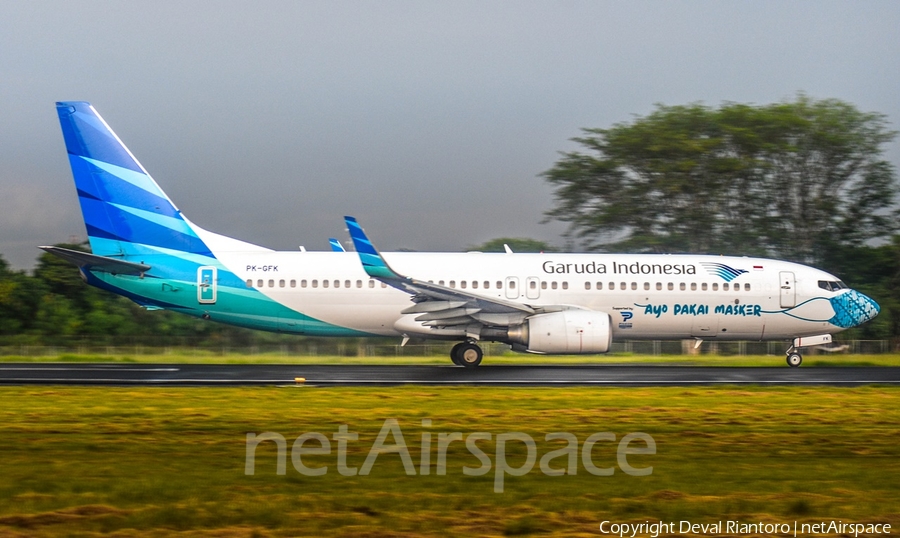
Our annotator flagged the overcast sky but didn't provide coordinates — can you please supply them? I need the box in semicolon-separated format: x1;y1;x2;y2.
1;1;899;270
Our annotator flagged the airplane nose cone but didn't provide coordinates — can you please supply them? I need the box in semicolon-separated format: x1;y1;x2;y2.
829;289;880;328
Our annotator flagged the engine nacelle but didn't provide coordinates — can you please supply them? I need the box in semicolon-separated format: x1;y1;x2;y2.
507;311;612;354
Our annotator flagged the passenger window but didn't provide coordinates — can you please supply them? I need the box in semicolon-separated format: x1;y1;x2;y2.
620;282;627;291
290;280;296;288
323;280;329;288
644;282;650;291
381;282;387;288
334;280;340;288
702;283;707;291
667;283;674;291
509;281;516;289
257;279;263;288
268;279;274;288
541;281;547;290
439;280;445;286
679;283;685;291
585;282;591;290
690;283;696;291
712;283;718;291
597;282;603;290
279;279;285;288
449;280;456;288
357;280;362;288
472;281;479;289
551;282;558;290
744;283;751;291
609;282;615;290
723;283;729;291
368;280;375;288
496;281;502;289
484;281;490;289
345;280;351;288
301;279;307;288
246;279;253;288
631;282;637;290
656;282;662;290
531;281;537;289
562;282;568;290
460;281;467;289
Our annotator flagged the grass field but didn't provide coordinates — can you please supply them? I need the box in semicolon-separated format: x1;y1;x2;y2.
1;385;898;537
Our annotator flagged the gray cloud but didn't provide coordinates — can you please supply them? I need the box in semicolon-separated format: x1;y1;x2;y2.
1;0;898;269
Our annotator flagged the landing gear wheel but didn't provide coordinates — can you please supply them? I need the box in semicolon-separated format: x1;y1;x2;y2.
456;342;483;368
449;343;464;366
786;352;803;368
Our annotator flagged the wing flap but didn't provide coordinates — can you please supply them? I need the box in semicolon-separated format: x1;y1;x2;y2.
415;307;482;322
401;301;467;314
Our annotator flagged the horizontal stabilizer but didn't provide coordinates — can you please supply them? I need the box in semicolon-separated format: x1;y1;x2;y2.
39;246;150;275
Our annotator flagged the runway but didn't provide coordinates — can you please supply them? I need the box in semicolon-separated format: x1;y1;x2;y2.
1;363;900;386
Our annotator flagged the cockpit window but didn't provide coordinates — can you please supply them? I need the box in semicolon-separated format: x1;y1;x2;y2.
818;280;847;292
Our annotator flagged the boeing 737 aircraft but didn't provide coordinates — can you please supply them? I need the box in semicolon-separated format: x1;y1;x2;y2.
44;102;880;367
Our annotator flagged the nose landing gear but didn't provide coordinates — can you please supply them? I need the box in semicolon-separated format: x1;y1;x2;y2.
786;349;803;367
450;340;483;367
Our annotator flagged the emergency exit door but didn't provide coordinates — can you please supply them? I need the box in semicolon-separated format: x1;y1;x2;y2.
198;266;217;304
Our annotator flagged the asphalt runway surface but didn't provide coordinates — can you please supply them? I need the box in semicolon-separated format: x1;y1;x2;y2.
1;363;900;386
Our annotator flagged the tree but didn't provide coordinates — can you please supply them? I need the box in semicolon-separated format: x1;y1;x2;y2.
467;238;556;253
0;254;46;336
542;95;898;265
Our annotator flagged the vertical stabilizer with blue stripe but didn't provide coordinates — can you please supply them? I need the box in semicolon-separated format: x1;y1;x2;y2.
56;101;211;258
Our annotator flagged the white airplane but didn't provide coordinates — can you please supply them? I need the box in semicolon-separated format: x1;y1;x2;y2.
43;102;880;367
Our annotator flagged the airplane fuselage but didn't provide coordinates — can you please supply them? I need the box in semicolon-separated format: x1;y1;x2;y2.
87;250;864;342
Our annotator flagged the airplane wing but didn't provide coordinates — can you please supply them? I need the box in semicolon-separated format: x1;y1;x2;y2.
329;238;346;252
39;246;151;275
344;217;541;338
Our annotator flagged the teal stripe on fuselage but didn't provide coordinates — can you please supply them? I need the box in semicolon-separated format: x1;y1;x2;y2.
87;265;374;337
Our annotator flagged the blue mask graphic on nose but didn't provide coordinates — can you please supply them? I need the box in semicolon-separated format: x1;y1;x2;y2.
829;290;880;328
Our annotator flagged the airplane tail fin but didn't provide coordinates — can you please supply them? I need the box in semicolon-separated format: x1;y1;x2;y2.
56;101;213;258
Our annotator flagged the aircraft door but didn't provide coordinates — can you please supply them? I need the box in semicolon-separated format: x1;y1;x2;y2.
779;271;796;308
525;277;541;300
505;277;520;299
198;266;217;304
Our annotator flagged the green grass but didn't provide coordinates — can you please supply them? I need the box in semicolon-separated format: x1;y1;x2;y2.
0;386;898;536
3;351;900;366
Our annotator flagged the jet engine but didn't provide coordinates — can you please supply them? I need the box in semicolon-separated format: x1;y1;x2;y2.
507;310;612;354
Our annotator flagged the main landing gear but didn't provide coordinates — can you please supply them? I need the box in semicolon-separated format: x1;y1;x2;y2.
450;341;483;367
786;348;803;367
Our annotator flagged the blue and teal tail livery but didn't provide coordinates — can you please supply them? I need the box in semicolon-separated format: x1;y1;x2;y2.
56;101;211;258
